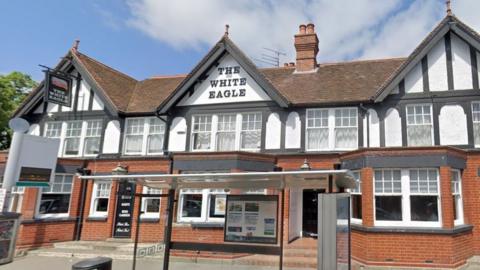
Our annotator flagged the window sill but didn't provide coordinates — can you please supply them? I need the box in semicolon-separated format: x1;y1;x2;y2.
140;217;160;223
86;216;108;222
22;217;76;224
352;224;473;235
174;222;224;228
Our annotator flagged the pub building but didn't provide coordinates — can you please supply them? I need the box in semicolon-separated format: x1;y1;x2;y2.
3;11;480;269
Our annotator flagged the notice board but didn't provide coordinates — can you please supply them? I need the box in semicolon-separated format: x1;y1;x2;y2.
224;195;278;244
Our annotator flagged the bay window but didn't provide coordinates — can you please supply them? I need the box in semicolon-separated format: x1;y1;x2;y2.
191;112;262;152
306;107;358;151
350;171;362;222
64;121;82;156
406;104;433;146
240;113;262;150
45;122;62;138
451;170;464;225
374;168;441;227
306;109;329;150
124;117;166;155
141;187;161;218
84;120;102;156
90;181;111;217
37;174;73;217
192;115;212;150
178;189;228;223
472;102;480;146
216;114;236;151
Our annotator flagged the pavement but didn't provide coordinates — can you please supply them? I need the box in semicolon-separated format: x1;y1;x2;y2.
0;255;304;270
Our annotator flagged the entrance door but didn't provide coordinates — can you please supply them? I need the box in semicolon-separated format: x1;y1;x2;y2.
302;189;325;237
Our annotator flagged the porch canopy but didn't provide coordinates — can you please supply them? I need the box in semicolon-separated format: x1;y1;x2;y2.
78;169;357;190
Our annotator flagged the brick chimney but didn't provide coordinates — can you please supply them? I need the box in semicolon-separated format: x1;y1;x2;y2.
294;23;319;72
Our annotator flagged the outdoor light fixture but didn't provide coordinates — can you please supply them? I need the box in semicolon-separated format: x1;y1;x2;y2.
112;163;128;176
300;158;311;171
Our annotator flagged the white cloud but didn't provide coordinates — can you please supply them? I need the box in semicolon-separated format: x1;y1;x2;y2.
125;0;480;65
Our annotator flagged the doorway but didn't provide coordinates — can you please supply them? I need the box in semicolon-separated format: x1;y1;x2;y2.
302;189;325;237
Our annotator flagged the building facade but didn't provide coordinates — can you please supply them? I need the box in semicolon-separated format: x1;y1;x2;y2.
2;14;480;268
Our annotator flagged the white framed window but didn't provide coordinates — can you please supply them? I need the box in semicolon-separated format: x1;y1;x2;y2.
84;120;102;156
37;174;73;218
472;102;480;147
64;121;83;156
240;112;262;150
191;115;213;151
374;168;441;227
350;171;362;224
451;170;464;225
124;118;145;154
141;187;161;219
406;104;433;146
306;109;329;150
306;107;358;151
177;189;228;223
216;114;237;151
124;117;166;155
190;112;262;152
334;108;358;149
44;120;103;157
90;181;111;217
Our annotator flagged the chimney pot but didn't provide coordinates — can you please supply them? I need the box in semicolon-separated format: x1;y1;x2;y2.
289;62;295;67
306;23;315;34
299;24;306;35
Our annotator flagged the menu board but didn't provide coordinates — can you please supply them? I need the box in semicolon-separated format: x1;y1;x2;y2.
113;181;135;238
224;195;278;244
0;220;15;260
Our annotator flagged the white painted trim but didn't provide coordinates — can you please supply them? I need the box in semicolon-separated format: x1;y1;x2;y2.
89;181;112;218
35;174;74;219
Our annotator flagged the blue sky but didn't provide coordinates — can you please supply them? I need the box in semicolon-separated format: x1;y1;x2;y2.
1;0;479;82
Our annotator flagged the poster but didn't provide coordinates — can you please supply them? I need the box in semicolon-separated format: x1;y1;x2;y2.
113;181;135;238
0;220;15;260
44;71;72;107
224;195;278;244
214;195;226;215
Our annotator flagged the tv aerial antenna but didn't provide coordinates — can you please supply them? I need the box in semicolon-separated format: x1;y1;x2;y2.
254;47;286;67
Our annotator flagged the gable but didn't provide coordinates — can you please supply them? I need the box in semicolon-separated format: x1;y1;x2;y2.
177;54;272;106
375;16;480;101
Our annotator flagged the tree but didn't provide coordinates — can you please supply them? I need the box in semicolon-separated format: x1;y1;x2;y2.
0;72;38;150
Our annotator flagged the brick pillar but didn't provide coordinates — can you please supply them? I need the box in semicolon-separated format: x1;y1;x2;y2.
21;188;38;219
360;167;374;227
131;184;143;240
440;166;454;229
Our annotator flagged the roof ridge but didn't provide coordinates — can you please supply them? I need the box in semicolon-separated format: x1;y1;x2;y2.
148;74;187;79
73;50;137;82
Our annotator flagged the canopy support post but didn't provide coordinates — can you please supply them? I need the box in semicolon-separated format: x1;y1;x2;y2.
163;189;175;270
279;189;285;270
132;194;143;270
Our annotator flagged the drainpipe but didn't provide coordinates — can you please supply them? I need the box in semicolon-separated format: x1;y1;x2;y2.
74;166;91;241
359;103;369;148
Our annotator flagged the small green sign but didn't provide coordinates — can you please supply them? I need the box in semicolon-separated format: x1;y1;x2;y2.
16;182;50;187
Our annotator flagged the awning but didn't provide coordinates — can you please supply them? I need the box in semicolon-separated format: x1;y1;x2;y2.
79;170;356;190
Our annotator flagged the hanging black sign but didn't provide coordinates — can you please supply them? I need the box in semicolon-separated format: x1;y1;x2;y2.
113;181;135;238
44;71;73;107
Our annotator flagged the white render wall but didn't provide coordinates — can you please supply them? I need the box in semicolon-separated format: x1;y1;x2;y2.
404;63;423;93
265;113;281;149
439;105;468;145
451;33;473;90
285;112;301;149
368;109;380;147
384;108;402;147
428;37;449;92
102;120;120;154
168;117;187;152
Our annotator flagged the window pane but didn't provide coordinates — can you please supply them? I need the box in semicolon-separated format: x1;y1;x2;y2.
125;135;143;153
84;137;100;155
45;122;62;138
410;196;438;221
375;196;402;221
351;194;362;219
241;113;262;150
193;133;211;150
407;125;432;146
181;194;202;218
217;132;236;151
39;194;70;214
209;194;226;218
64;138;80;155
95;198;109;212
145;199;160;213
334;127;357;148
147;134;164;153
307;128;328;150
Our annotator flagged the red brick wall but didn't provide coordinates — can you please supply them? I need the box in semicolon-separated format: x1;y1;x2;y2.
463;153;480;255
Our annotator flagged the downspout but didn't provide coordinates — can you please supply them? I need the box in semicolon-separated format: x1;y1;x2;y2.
74;165;91;241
